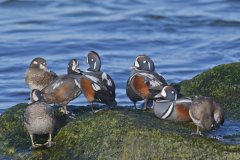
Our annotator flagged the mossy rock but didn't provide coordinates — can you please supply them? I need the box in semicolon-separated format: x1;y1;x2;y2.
0;62;240;159
0;105;239;159
0;103;29;155
174;62;240;120
177;62;240;102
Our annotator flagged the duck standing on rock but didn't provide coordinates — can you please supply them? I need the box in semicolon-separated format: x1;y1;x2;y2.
189;96;224;135
126;55;168;110
25;57;57;91
86;51;116;99
24;89;56;149
42;59;82;116
80;51;117;112
153;86;192;122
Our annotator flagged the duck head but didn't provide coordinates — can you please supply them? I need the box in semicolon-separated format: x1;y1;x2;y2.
30;57;48;71
87;51;101;72
133;55;155;71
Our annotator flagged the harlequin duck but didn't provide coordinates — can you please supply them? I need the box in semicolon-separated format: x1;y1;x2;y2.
86;51;116;99
42;59;82;115
189;96;224;135
81;51;117;112
153;86;192;122
24;89;55;149
25;57;57;91
126;55;168;110
80;73;117;113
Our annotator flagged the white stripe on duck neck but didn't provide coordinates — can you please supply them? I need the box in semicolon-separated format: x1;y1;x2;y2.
148;62;151;71
93;61;97;70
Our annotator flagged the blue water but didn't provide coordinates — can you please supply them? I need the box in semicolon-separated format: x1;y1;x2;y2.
0;0;240;110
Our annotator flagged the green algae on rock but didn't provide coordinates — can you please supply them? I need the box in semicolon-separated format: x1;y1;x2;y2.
0;103;29;155
177;62;240;102
175;62;240;120
0;105;240;160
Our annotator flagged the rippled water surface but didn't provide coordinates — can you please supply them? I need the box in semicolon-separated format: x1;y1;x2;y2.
0;0;240;109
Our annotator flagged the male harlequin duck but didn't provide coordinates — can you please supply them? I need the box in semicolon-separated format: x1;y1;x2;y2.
80;51;117;112
42;59;82;116
86;51;116;99
24;89;55;149
126;55;168;110
189;96;224;135
25;57;57;91
153;86;192;122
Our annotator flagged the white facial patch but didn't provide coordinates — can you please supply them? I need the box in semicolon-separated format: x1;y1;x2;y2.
32;92;39;102
161;88;167;97
214;113;221;123
72;65;75;71
40;63;46;70
134;60;140;68
72;60;76;66
92;83;101;91
33;61;38;64
72;61;80;73
143;60;146;63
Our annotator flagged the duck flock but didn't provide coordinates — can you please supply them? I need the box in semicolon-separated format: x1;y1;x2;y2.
23;51;224;149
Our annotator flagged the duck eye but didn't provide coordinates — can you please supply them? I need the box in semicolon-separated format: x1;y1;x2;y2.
143;60;147;64
91;59;94;62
